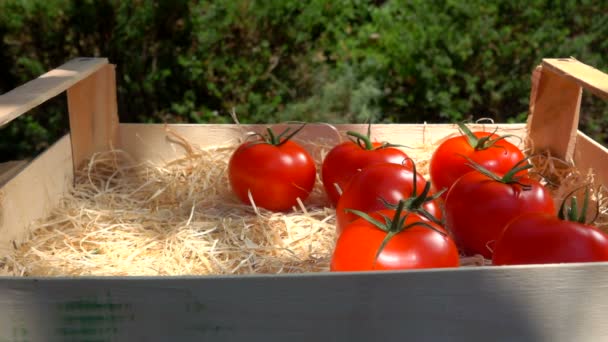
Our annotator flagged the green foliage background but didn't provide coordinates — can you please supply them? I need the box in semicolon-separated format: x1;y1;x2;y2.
1;0;607;161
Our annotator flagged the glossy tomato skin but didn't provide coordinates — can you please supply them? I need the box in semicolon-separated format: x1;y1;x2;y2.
444;171;555;259
322;141;411;206
335;163;442;235
429;132;525;197
492;213;608;265
331;210;460;271
228;139;316;212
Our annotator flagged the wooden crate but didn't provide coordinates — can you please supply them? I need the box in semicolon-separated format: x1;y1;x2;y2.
0;57;607;341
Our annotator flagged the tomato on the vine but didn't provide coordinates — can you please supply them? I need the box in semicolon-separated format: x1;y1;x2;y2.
493;188;608;265
322;125;412;206
335;162;443;235
228;125;316;212
330;201;460;272
429;123;526;197
444;159;555;259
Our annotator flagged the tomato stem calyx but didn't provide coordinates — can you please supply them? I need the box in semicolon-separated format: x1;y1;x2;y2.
378;158;445;225
558;185;599;224
457;122;519;151
464;156;534;190
251;124;307;147
346;121;409;151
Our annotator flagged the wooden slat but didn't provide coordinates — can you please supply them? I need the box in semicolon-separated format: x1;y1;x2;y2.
118;123;528;164
0;58;109;127
0;263;608;341
574;131;608;188
542;58;608;100
67;63;120;170
527;64;582;161
0;135;73;254
0;160;28;187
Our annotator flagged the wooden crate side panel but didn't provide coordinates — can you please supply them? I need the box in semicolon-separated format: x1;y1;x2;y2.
0;161;28;187
0;58;109;127
0;263;607;341
0;135;73;254
117;123;528;163
574;131;608;188
67;63;120;171
528;58;608;162
527;65;582;161
542;58;608;100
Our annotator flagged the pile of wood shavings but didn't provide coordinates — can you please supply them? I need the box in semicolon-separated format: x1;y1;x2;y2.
5;128;608;276
6;141;342;276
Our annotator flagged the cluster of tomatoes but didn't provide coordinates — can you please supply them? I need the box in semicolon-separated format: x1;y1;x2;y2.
227;123;608;272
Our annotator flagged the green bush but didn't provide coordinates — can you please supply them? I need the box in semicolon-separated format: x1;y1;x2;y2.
1;0;607;161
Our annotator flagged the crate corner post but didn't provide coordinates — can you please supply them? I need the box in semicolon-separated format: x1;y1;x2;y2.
526;58;582;162
66;59;120;173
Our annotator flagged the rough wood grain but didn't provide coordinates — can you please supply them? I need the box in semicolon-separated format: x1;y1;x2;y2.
542;58;608;100
0;135;73;254
0;161;28;187
0;58;108;127
0;263;607;341
67;63;120;170
527;64;582;161
574;131;608;188
118;123;528;163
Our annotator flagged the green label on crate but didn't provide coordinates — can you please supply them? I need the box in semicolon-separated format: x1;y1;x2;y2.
55;292;134;341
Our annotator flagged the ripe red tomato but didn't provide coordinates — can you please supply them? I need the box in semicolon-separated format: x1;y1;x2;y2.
444;164;555;259
228;126;316;212
331;209;459;271
429;123;526;197
492;212;608;265
335;163;442;235
322;129;411;206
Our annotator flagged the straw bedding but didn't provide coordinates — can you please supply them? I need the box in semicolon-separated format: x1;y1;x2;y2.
3;125;606;276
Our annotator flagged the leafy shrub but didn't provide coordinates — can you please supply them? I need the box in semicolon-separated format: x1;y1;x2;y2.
0;0;606;161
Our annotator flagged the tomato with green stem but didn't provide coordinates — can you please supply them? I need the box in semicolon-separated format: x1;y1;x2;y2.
493;187;608;265
335;161;443;235
444;158;555;259
429;122;526;197
228;125;316;212
330;200;460;272
322;124;412;206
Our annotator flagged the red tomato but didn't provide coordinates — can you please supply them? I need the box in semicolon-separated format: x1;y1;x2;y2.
492;212;608;265
429;123;526;197
444;166;555;259
322;129;411;206
335;163;442;235
331;209;460;271
228;127;316;212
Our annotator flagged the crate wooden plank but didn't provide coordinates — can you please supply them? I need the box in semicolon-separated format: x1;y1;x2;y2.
0;58;108;127
0;161;28;187
574;131;608;188
527;63;582;161
0;135;73;254
542;58;608;100
0;263;607;341
117;123;528;163
527;58;608;162
67;63;120;170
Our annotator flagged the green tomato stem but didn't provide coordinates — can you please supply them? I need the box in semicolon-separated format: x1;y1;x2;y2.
463;155;533;190
457;121;520;151
346;130;374;150
558;185;595;224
